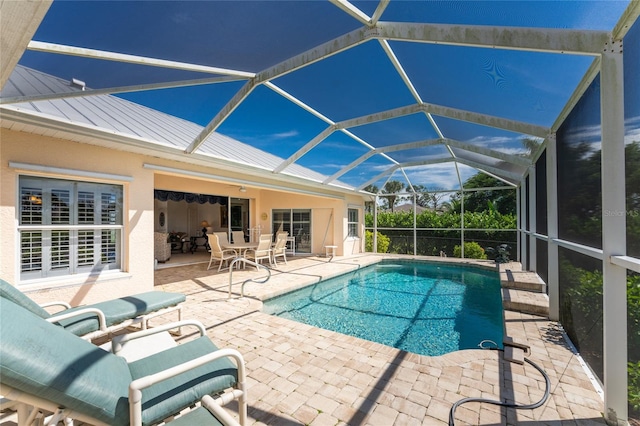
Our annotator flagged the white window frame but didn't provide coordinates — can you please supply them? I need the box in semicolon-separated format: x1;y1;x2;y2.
347;208;359;238
17;175;124;283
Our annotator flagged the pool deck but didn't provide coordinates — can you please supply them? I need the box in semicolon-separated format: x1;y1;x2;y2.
151;253;606;425
0;253;605;426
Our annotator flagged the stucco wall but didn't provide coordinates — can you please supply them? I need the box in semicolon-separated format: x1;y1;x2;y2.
1;128;154;305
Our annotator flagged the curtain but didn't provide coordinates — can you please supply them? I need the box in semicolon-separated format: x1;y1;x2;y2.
154;190;229;206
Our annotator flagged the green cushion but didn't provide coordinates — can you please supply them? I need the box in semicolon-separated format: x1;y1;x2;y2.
0;279;51;319
163;406;224;426
127;336;238;426
0;298;131;425
54;291;186;336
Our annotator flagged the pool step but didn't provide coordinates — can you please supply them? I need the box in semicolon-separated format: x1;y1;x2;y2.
498;266;549;317
500;269;546;293
501;288;549;317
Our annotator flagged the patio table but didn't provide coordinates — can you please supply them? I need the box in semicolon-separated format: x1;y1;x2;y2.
222;241;260;269
222;241;259;257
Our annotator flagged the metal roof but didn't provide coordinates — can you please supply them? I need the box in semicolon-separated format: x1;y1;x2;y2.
1;0;639;195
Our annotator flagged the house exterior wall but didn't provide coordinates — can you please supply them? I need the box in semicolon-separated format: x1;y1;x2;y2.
1;128;366;305
1;128;153;305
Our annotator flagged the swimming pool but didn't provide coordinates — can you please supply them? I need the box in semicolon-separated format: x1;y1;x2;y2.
263;260;504;356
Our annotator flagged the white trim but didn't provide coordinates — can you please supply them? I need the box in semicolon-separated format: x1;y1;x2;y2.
561;326;604;401
9;161;134;182
551;238;604;260
143;163;345;200
17;271;133;291
610;255;640;274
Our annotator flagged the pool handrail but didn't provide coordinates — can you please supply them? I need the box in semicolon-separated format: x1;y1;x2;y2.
228;257;271;298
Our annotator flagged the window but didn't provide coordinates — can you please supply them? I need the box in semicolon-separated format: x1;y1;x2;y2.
19;176;123;281
272;209;312;253
348;208;359;238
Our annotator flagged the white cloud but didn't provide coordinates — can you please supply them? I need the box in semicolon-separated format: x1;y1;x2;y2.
271;130;300;139
172;12;192;24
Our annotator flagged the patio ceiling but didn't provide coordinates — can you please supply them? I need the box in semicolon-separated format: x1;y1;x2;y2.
1;0;638;194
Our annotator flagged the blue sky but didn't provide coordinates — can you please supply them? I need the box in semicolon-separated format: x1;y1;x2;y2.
18;0;632;191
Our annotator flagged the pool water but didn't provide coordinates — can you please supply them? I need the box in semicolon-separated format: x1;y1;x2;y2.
263;260;504;356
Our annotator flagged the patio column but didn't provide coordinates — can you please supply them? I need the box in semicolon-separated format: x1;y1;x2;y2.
528;166;537;272
373;195;378;253
413;193;417;256
460;189;465;259
516;186;521;263
519;182;527;268
600;38;627;426
546;133;559;321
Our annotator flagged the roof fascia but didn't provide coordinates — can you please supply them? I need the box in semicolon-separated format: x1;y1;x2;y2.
374;22;608;55
27;41;255;78
144;163;347;200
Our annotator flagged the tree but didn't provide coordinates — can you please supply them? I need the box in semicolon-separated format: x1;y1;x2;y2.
411;184;432;208
362;184;379;214
381;180;405;212
450;173;516;215
521;137;542;156
410;184;454;212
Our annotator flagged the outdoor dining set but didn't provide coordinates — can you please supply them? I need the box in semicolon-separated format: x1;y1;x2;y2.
206;231;288;272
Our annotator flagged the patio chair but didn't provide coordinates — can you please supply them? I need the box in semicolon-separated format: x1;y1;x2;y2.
214;231;230;246
207;234;238;272
245;234;273;270
0;279;184;341
271;232;288;266
231;230;246;244
0;297;246;426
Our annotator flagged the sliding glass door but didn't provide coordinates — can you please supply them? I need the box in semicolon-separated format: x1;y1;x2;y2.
272;209;311;254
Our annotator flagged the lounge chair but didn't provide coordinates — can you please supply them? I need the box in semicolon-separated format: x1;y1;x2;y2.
0;297;246;426
0;279;184;341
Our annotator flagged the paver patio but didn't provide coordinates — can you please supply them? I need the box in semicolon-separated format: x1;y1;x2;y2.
149;253;605;426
